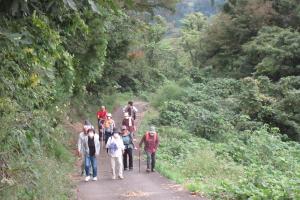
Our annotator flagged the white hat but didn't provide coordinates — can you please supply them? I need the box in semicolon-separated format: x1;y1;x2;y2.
83;125;91;131
149;126;155;133
107;113;112;117
124;112;129;117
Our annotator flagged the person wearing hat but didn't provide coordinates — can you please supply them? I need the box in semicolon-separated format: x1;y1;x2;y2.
103;113;115;144
121;125;134;171
106;128;125;179
122;112;136;138
81;127;100;182
139;126;159;172
77;120;93;176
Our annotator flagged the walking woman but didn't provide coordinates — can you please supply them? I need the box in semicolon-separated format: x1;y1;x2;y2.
106;128;125;180
103;113;115;144
122;112;135;138
121;125;134;171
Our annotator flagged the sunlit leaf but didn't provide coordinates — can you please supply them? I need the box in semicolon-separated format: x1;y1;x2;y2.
63;0;77;11
88;0;100;14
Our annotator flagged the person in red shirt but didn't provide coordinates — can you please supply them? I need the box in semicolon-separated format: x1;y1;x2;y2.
139;126;159;172
97;106;107;139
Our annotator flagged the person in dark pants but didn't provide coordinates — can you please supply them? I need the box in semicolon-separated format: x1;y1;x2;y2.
139;126;159;172
97;106;107;140
121;125;134;171
122;112;136;138
103;113;115;145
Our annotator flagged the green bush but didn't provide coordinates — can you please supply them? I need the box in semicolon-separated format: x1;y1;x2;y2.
151;82;187;108
149;78;300;199
159;101;189;127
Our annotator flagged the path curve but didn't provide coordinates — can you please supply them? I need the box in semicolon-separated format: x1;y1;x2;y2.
76;101;205;200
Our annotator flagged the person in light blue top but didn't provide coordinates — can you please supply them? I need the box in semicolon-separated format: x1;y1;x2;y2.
121;125;134;171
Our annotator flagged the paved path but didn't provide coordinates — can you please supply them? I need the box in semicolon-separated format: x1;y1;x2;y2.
76;101;205;200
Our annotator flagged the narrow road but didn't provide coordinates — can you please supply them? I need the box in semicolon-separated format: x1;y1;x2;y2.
76;101;205;200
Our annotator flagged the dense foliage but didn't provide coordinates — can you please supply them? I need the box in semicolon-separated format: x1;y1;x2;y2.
0;0;178;199
143;0;300;199
177;0;300;142
148;78;300;199
181;0;300;78
1;0;300;199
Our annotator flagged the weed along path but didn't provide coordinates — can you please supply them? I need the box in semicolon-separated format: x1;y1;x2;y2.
76;101;206;200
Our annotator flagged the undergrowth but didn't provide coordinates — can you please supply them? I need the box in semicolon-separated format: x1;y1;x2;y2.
0;108;74;200
141;80;300;200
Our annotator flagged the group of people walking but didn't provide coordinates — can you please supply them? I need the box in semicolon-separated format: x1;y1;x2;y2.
77;101;159;182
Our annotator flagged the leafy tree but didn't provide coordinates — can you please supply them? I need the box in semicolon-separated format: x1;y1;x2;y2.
144;15;168;68
180;12;207;67
186;0;300;78
242;26;300;80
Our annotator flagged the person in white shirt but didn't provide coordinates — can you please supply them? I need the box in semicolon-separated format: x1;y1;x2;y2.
106;128;125;180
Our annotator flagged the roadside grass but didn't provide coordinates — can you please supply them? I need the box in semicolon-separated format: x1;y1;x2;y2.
0;122;75;200
144;81;300;199
156;127;244;197
136;106;243;197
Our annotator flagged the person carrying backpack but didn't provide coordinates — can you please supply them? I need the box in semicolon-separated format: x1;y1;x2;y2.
121;125;134;171
123;101;138;120
103;113;115;144
122;112;136;137
82;128;100;182
139;126;159;172
106;128;125;180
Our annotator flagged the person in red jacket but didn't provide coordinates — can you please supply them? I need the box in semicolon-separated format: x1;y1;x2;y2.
139;126;159;172
97;106;107;140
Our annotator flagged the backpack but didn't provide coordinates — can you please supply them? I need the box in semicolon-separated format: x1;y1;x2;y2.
104;119;114;132
126;106;136;120
122;135;134;150
122;135;132;145
108;141;118;154
132;110;136;120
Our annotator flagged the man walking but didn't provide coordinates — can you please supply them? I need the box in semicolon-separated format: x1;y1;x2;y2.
82;128;100;181
123;101;138;120
77;120;92;176
139;126;159;172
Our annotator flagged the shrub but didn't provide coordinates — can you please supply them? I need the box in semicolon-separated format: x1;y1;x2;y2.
159;101;189;127
151;82;187;108
150;77;300;199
